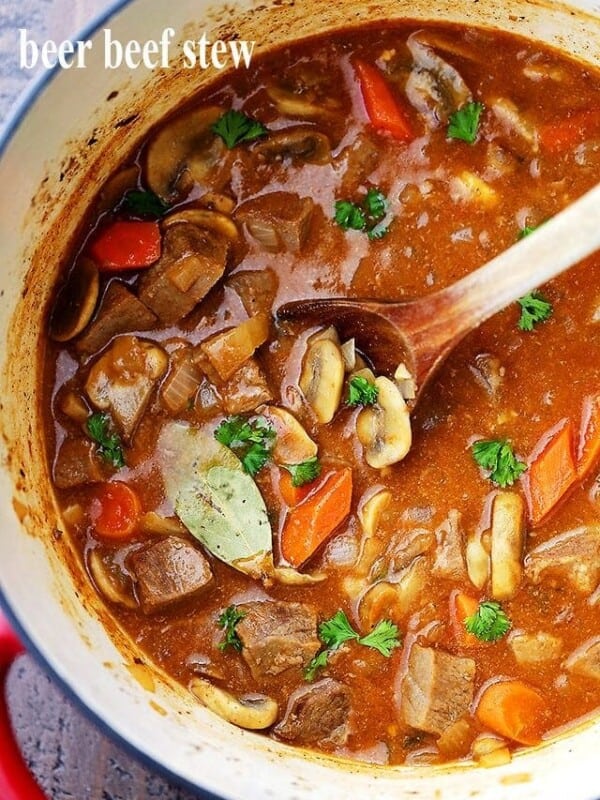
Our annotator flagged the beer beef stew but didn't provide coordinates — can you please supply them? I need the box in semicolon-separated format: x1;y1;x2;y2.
45;23;600;766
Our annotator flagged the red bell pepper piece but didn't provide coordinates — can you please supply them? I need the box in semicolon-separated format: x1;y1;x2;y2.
89;220;161;271
354;59;414;142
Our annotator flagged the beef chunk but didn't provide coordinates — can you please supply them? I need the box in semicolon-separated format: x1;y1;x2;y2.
85;335;168;441
219;357;273;414
76;282;157;355
130;537;213;613
53;438;107;489
399;644;475;736
226;269;278;316
236;192;314;253
566;637;600;681
275;679;351;745
138;223;229;323
236;601;320;681
524;525;600;594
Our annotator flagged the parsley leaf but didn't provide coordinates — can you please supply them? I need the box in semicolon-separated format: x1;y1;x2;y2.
472;439;527;487
303;650;330;682
319;610;360;649
358;619;401;657
447;101;484;144
282;456;321;487
334;200;367;232
211;109;267;149
517;292;553;331
334;186;391;239
464;600;511;642
214;415;275;476
305;610;401;681
217;605;246;652
518;224;539;240
347;375;379;406
86;413;125;468
121;189;169;219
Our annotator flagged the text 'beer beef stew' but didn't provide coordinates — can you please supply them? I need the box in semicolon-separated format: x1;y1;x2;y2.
45;22;600;767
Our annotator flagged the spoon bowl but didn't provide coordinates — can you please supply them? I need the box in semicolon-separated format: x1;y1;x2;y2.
279;181;600;404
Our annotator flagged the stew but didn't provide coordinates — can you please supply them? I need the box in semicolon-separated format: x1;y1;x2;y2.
44;22;600;767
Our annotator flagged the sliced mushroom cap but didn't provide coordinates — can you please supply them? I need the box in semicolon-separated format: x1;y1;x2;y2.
267;85;336;118
259;405;317;464
394;363;416;400
145;106;224;202
359;581;402;630
162;207;238;241
254;126;331;165
358;489;391;537
490;491;525;600
190;677;278;730
270;565;326;585
466;530;490;591
88;548;138;609
95;165;139;215
50;258;100;342
405;33;472;127
299;338;345;424
340;339;356;372
356;377;412;469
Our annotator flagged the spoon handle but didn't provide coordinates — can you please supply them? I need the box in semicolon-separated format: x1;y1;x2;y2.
431;181;600;338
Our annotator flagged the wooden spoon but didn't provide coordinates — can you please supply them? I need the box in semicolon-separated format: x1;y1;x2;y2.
278;182;600;402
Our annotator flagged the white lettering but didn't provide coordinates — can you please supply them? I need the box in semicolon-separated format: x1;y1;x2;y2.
211;39;227;69
104;28;122;68
159;27;175;67
229;40;255;69
182;39;196;68
197;33;210;69
19;29;91;70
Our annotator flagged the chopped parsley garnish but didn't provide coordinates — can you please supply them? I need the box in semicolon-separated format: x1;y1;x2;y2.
282;456;321;487
303;650;330;682
214;415;275;476
447;101;484;144
517;224;539;240
358;619;401;657
347;375;379;406
472;438;527;487
304;610;401;681
86;412;125;468
464;600;511;642
121;189;169;219
517;292;553;331
211;109;267;149
217;606;246;652
334;187;391;240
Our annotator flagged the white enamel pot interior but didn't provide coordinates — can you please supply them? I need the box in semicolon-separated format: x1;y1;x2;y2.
1;0;600;797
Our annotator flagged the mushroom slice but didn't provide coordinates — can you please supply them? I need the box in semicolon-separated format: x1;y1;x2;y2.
340;339;356;372
394;363;416;400
490;96;539;155
299;338;345;424
356;377;412;469
199;191;236;214
85;335;168;441
266;85;336;118
405;33;472;127
162;207;239;241
145;106;224;202
358;489;391;537
140;511;188;536
490;491;525;600
50;258;100;342
359;581;403;631
259;405;317;464
190;678;278;730
88;548;137;609
95;165;139;215
254;126;331;165
270;566;326;585
466;530;490;591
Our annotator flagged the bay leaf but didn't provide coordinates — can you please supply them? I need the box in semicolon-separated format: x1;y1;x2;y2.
174;466;272;577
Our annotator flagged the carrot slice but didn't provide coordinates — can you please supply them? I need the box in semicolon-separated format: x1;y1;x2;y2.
539;109;600;153
278;469;320;508
449;590;482;648
577;395;600;478
90;220;161;270
476;679;549;745
280;468;352;567
353;59;414;142
91;482;141;539
525;419;577;525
